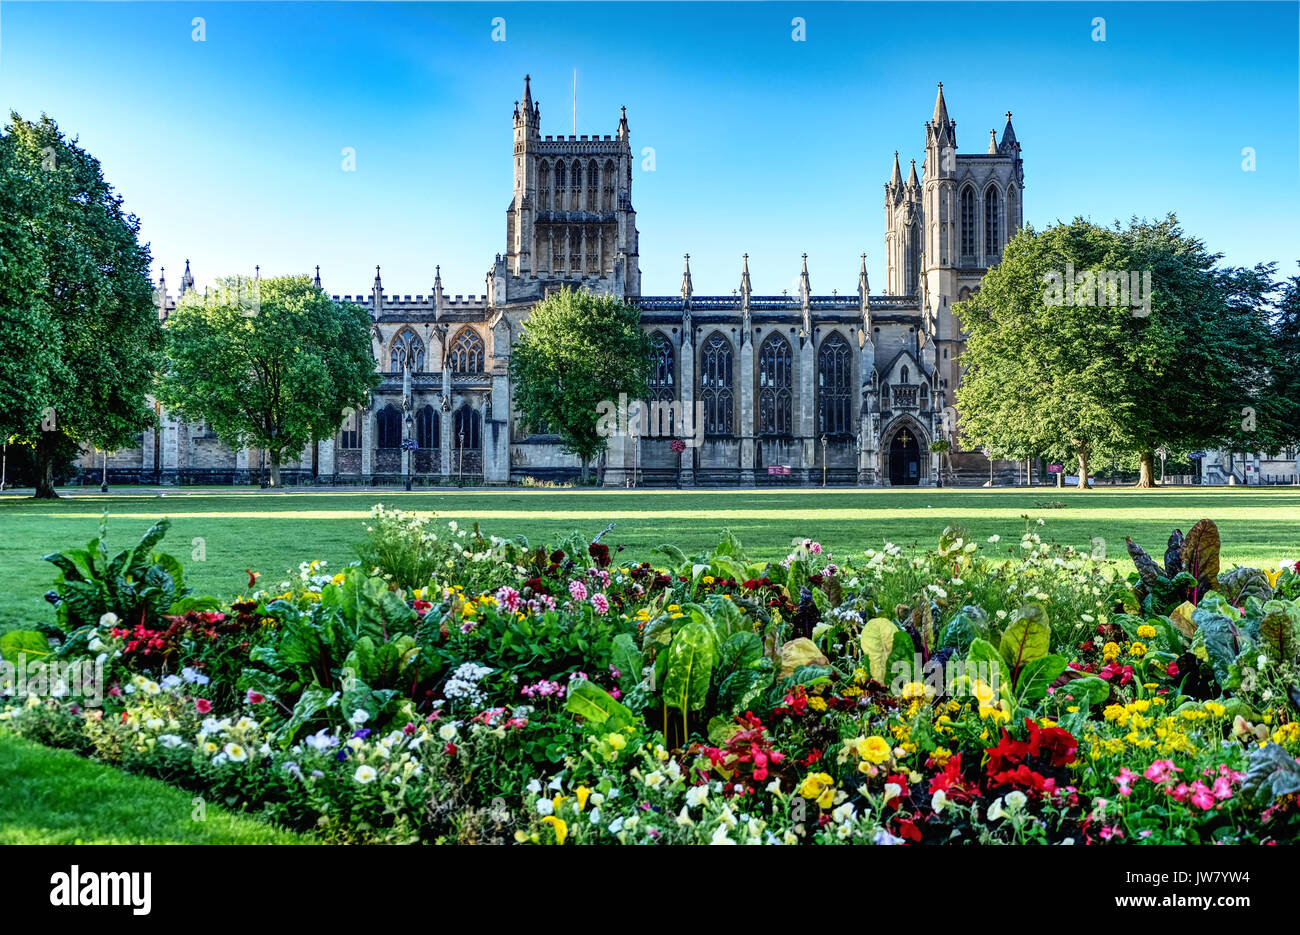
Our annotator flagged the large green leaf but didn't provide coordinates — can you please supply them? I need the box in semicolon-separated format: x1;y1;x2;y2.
1191;602;1243;686
0;630;51;664
1014;653;1067;703
999;605;1051;674
1180;519;1221;590
1259;601;1300;666
859;617;898;685
1242;743;1300;805
940;606;989;653
716;663;774;717
565;678;636;732
1217;567;1273;606
662;622;716;714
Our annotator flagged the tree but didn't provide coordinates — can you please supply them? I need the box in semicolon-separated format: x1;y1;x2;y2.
508;287;652;482
1261;266;1300;455
1;113;163;497
956;217;1275;488
157;275;378;487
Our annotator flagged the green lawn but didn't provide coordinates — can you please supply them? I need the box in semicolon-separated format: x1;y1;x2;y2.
0;733;308;844
3;485;1299;633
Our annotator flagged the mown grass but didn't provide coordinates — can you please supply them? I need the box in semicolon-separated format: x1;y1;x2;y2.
0;733;308;844
2;486;1298;633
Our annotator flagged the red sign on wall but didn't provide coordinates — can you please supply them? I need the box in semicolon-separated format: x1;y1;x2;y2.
767;465;792;476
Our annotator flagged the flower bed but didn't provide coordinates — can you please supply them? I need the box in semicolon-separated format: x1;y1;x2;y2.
3;507;1300;845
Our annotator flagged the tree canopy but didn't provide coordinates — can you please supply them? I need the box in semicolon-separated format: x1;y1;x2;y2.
156;274;378;486
955;216;1277;487
0;112;163;497
507;287;652;481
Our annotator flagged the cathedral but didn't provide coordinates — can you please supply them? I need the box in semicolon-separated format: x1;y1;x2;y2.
89;77;1024;487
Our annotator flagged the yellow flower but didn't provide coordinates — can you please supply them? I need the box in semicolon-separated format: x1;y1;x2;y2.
702;576;716;585
1204;701;1227;718
857;736;892;765
1137;624;1157;639
798;773;836;809
1102;641;1121;661
1129;641;1147;658
900;681;934;701
1264;568;1285;587
541;815;568;844
807;696;827;712
575;786;591;811
606;732;627;751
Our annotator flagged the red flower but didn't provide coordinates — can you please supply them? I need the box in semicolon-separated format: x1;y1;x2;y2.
894;818;922;843
195;698;213;714
245;689;265;704
412;600;433;615
444;742;457;756
929;754;976;804
1166;660;1180;677
246;569;260;588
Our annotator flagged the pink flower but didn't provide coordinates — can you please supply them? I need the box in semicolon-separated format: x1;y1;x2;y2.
591;592;610;615
1168;782;1190;803
1099;825;1124;840
1144;760;1181;785
1113;767;1138;797
1212;776;1234;801
194;698;213;714
568;579;588;602
495;586;522;614
610;687;622;700
245;689;265;705
1189;781;1216;811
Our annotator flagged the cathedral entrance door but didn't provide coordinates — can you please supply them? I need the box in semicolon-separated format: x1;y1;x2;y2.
888;429;921;486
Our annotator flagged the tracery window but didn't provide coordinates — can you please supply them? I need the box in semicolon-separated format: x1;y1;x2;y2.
699;332;734;436
818;333;852;435
757;333;793;435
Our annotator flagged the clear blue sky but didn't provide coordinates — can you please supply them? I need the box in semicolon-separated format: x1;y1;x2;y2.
3;1;1297;298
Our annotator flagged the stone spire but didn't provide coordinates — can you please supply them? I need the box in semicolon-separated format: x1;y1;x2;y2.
372;265;383;315
799;254;812;336
522;74;533;112
999;111;1019;152
932;82;950;128
312;264;322;288
681;254;693;301
906;159;919;190
180;259;194;295
740;253;751;301
988;129;998;154
617;105;629;141
858;253;871;332
890;151;903;191
858;253;870;301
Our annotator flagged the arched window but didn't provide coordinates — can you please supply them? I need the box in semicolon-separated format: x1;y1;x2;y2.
699;332;734;436
390;329;425;373
555;161;566;197
985;186;1001;258
603;159;616;210
646;332;676;434
919;384;930;412
376;404;402;449
539;161;551;210
901;365;910;384
960;186;976;258
1006;185;1018;237
340;409;361;449
416;405;439;449
453;406;482;450
587;159;598;211
571;161;582;210
448;328;485;373
757;333;793;435
818;333;852;435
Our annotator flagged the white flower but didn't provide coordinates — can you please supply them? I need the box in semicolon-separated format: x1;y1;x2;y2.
1005;790;1028;811
987;535;1001;544
223;742;248;762
536;799;554;816
159;734;185;749
438;723;458;742
349;709;369;726
685;785;709;807
873;830;904;845
643;770;664;788
884;782;902;803
931;789;948;814
709;824;735;845
987;797;1006;821
548;775;564;791
526;778;542;794
99;612;119;627
354;764;377;784
675;806;694;827
831;802;856;825
145;718;164;731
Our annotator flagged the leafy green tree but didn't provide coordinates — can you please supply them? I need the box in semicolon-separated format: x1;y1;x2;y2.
157;275;378;486
1261;266;1300;455
1;113;163;497
956;217;1275;488
508;287;652;482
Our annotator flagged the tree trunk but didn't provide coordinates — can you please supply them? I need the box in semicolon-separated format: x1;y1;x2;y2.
1076;451;1090;490
580;457;590;484
33;430;59;499
1136;450;1156;488
268;453;282;488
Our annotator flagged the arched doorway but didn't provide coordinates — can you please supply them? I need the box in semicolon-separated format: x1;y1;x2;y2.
889;428;921;485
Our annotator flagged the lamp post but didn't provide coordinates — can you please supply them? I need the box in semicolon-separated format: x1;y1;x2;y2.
820;435;828;487
403;412;414;492
984;446;994;487
1156;445;1169;486
100;449;109;493
457;431;465;488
